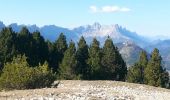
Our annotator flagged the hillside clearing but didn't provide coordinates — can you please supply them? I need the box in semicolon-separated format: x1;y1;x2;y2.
0;80;170;100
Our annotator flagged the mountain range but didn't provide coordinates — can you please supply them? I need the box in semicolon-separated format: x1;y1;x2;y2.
0;21;169;70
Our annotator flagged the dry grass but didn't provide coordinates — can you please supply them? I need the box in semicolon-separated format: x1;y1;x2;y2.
0;80;170;100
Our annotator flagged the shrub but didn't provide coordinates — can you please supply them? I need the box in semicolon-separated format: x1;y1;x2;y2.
28;62;56;88
0;55;56;90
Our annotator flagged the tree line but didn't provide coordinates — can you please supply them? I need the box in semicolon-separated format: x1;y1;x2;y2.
127;50;169;88
0;27;169;90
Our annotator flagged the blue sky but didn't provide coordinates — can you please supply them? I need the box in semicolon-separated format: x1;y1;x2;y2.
0;0;170;38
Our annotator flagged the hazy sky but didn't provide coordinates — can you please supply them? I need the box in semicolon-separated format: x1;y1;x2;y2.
0;0;170;38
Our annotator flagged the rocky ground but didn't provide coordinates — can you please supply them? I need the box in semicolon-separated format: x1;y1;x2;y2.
0;80;170;100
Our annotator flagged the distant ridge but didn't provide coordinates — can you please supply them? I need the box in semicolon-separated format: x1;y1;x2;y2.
0;21;170;70
0;21;147;47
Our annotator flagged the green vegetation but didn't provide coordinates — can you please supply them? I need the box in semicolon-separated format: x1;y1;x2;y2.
58;41;79;79
127;50;169;88
101;37;127;81
0;26;169;90
145;49;169;87
76;36;89;79
127;51;148;83
0;55;55;90
87;38;102;80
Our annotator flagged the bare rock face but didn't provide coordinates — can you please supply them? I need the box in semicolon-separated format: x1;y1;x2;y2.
0;80;170;100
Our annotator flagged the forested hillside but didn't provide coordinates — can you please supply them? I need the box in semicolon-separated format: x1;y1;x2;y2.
0;27;169;90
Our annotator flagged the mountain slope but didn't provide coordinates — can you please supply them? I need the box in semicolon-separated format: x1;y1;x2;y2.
73;22;148;47
1;21;148;47
40;25;78;42
8;23;78;42
145;40;170;70
116;42;145;67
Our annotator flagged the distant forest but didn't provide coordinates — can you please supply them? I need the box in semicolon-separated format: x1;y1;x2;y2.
0;27;169;90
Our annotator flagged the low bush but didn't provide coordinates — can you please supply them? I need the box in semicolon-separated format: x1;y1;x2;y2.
0;55;56;90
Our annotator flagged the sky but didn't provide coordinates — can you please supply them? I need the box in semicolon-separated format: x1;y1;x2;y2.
0;0;170;38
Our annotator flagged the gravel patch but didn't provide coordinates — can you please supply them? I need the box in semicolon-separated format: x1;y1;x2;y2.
0;80;170;100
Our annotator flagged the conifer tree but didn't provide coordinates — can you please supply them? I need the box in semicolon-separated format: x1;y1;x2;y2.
46;40;57;70
127;63;142;83
127;51;148;83
17;27;32;54
54;33;68;71
87;38;102;80
58;41;78;79
115;49;127;81
144;48;169;87
16;27;33;65
31;31;48;66
0;27;17;69
101;37;127;80
139;51;148;83
76;36;89;79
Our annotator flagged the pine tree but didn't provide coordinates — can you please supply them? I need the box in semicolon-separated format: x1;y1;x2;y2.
46;40;57;70
76;36;89;79
58;41;78;79
127;51;148;83
31;31;48;66
0;27;17;69
139;51;148;83
144;48;168;87
87;38;102;80
101;37;127;80
54;33;68;71
115;49;127;81
16;27;33;65
127;63;142;83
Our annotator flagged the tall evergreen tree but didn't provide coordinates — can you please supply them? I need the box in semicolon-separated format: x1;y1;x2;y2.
127;63;142;83
31;31;48;66
46;40;57;70
115;49;127;81
16;27;33;65
58;41;78;79
101;37;127;80
144;48;169;87
76;36;89;79
54;33;68;71
139;51;148;83
87;38;102;80
127;51;148;84
0;27;17;69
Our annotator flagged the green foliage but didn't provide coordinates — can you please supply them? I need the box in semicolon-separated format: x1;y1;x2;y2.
28;61;56;88
101;37;127;80
46;40;57;70
3;26;169;89
53;33;68;71
127;51;148;84
31;31;48;66
0;55;55;90
16;27;49;67
87;38;102;80
127;63;143;83
17;27;33;56
0;27;17;69
144;48;169;87
76;36;89;79
58;41;79;80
